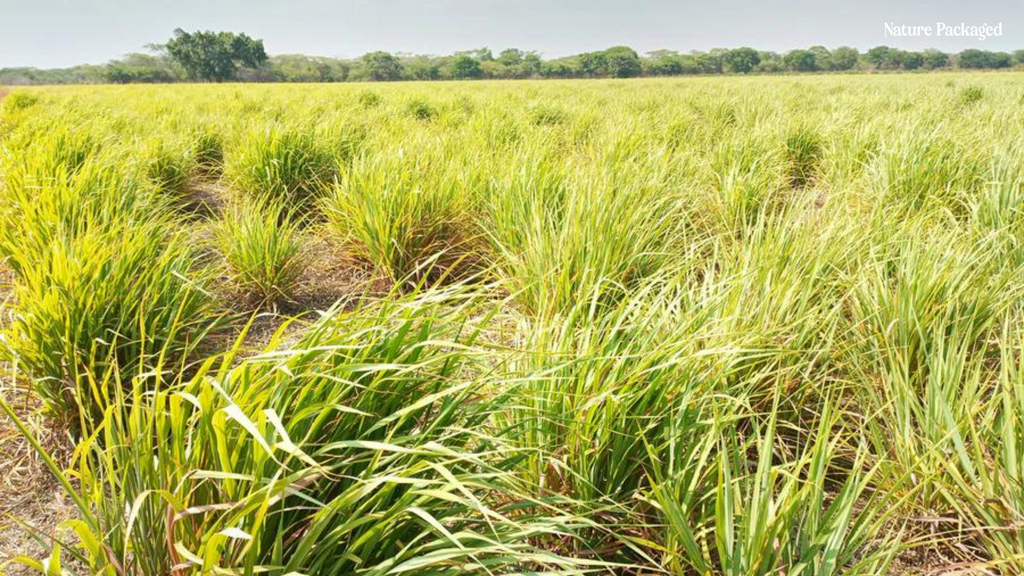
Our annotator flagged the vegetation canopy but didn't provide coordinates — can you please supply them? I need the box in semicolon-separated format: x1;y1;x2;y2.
164;28;268;82
2;30;1022;85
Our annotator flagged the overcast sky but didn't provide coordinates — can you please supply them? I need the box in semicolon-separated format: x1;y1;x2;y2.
1;0;1021;68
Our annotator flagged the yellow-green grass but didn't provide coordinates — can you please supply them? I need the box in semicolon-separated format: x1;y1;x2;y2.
0;73;1022;575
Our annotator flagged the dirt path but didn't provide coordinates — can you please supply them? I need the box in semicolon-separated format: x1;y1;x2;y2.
0;388;78;576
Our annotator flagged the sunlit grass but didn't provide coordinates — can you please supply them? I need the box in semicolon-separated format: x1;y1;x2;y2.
1;72;1022;575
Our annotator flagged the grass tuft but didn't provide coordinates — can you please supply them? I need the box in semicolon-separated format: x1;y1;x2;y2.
217;199;307;306
225;125;339;211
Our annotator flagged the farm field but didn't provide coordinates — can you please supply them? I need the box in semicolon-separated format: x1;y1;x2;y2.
0;73;1023;575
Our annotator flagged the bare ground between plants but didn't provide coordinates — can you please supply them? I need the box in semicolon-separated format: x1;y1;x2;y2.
228;236;388;354
0;386;78;576
182;180;389;354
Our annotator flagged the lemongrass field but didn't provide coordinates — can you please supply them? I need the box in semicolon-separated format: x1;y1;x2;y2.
0;73;1022;575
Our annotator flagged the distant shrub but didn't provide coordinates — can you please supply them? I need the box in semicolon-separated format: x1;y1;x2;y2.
357;90;382;108
958;85;984;106
217;200;307;306
405;97;437;121
785;127;823;188
528;104;569;126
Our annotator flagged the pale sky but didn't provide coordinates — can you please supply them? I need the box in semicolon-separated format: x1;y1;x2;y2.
1;0;1021;69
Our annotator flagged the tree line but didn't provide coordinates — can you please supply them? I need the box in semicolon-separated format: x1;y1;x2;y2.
2;29;1022;85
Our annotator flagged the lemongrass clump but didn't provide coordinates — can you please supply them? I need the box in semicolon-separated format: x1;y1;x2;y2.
217;199;307;305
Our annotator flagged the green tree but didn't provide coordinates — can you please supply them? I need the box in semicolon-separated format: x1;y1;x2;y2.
578;51;607;76
902;52;924;70
693;51;724;73
831;46;859;70
603;46;642;78
920;49;949;69
540;59;579;78
498;49;524;66
165;29;267;82
784;49;817;72
490;50;541;79
644;50;682;76
866;46;901;69
808;46;832;70
268;55;350;82
723;47;760;73
402;55;441;80
671;54;699;74
458;48;493;61
521;53;543;76
755;51;784;73
449;55;484;79
990;52;1013;68
959;49;990;69
361;51;404;81
104;53;179;83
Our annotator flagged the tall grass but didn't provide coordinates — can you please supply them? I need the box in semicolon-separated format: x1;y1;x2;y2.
224;124;353;211
324;146;477;286
3;222;219;424
3;73;1024;574
2;287;608;575
481;151;682;316
0;120;221;425
142;139;194;198
217;199;307;306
